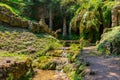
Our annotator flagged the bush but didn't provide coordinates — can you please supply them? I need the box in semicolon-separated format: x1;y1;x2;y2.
97;26;120;55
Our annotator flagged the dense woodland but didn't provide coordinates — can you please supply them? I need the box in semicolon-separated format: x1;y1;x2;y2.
0;0;116;40
0;0;120;80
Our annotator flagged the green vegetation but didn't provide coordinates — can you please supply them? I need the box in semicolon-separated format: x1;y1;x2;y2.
0;24;61;55
0;3;19;15
103;1;115;27
70;0;115;42
0;23;62;79
63;61;86;80
62;43;85;80
0;0;120;80
97;26;120;55
33;56;56;70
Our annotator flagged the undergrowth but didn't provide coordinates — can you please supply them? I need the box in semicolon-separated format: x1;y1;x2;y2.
0;24;62;55
0;2;19;15
97;26;120;55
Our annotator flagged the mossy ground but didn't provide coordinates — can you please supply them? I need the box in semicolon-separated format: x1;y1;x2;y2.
0;23;61;54
0;23;63;79
0;19;84;80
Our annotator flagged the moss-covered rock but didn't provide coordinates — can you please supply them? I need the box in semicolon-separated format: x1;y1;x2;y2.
0;26;60;54
112;4;120;27
0;4;53;34
33;56;69;70
33;56;56;70
97;26;120;55
45;50;63;57
0;12;10;23
0;56;32;80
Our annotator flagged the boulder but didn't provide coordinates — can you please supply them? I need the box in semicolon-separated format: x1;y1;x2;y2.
112;5;120;27
0;5;53;35
0;12;10;23
0;57;32;80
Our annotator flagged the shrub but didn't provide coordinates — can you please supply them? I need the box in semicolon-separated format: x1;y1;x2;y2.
97;26;120;55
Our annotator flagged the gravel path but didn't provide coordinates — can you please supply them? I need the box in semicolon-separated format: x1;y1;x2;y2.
82;46;120;80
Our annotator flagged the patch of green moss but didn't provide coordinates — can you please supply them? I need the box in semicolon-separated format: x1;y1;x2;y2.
0;51;28;60
0;24;61;55
7;73;14;80
33;56;56;70
45;49;64;57
0;2;19;15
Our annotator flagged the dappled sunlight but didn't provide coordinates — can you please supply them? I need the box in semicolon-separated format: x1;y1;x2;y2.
83;46;120;80
0;0;120;80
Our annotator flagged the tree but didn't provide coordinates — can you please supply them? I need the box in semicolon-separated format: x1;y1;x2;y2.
60;0;78;38
32;0;60;30
70;0;104;42
48;0;60;30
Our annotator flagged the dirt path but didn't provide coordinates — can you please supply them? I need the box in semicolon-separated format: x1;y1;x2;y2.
82;46;120;80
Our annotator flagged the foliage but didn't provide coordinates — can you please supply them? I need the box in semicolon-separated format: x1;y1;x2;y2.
0;24;61;55
97;26;120;55
0;2;19;15
63;63;85;80
70;0;102;42
0;52;28;61
102;1;115;27
19;70;33;80
70;0;115;42
70;43;81;51
0;0;34;20
62;43;85;80
33;56;56;70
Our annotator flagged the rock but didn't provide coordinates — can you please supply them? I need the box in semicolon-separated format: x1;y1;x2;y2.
85;62;91;66
103;28;112;33
89;70;97;75
21;20;29;28
0;12;10;23
6;60;11;63
0;5;53;35
112;5;120;27
85;68;91;74
0;57;32;80
10;17;22;27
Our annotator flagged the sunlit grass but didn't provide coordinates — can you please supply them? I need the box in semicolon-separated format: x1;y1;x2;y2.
0;51;28;60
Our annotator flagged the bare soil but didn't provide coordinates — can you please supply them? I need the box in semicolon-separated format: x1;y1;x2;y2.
82;46;120;80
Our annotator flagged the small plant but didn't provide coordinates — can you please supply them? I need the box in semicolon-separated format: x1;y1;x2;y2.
7;73;14;80
19;70;33;80
70;43;81;51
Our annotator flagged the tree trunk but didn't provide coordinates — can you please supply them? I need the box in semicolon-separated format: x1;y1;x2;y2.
63;17;67;37
68;26;71;39
99;7;104;40
49;8;53;30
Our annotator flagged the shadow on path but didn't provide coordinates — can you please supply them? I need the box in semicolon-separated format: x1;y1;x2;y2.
82;46;120;80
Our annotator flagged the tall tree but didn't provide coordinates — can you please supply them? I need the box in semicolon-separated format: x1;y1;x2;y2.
60;0;78;38
33;0;60;30
48;0;60;30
